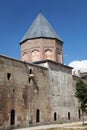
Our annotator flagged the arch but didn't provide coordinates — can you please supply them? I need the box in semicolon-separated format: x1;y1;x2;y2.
29;68;32;74
10;109;15;125
7;73;11;80
56;49;62;63
68;112;70;120
22;52;29;62
44;49;53;60
31;49;40;62
29;68;33;74
54;112;57;121
78;109;81;119
28;77;31;83
36;109;40;122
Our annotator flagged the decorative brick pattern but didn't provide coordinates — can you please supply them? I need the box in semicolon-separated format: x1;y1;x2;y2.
20;38;63;63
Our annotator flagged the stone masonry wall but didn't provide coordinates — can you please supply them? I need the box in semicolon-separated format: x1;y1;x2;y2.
0;55;51;127
45;61;79;123
0;55;80;128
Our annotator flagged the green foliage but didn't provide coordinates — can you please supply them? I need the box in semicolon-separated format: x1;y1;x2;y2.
75;79;87;112
75;78;87;124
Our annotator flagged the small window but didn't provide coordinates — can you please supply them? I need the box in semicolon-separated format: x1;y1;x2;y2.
29;68;32;74
44;49;53;60
54;112;57;121
7;73;11;80
13;89;14;93
22;52;28;62
10;109;15;125
22;93;24;99
68;112;70;120
29;77;31;83
31;50;40;62
78;109;81;119
36;109;40;122
28;68;33;83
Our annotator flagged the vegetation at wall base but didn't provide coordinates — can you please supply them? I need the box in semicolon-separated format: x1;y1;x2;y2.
75;78;87;125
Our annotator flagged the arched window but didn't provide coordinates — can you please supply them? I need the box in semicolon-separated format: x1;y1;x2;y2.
56;49;62;63
29;68;32;74
22;52;28;62
44;49;53;60
31;49;40;62
28;77;31;83
68;112;70;120
28;68;33;83
54;112;57;121
10;109;15;125
7;73;11;80
36;109;40;122
78;109;81;119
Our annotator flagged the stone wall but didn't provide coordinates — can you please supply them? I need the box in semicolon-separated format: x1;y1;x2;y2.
44;61;79;122
0;55;80;129
0;55;51;127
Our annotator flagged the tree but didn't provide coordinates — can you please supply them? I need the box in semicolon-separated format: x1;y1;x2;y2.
75;78;87;125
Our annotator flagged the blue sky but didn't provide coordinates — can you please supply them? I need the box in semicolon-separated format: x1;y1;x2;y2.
0;0;87;65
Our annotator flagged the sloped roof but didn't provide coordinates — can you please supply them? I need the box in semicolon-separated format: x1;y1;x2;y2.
20;13;63;44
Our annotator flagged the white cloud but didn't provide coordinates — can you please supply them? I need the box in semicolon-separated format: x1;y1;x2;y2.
68;60;87;76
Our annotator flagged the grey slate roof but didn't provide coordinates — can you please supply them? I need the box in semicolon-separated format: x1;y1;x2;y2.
20;13;63;43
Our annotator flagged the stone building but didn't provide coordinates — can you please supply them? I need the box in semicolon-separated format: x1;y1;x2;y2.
0;13;80;128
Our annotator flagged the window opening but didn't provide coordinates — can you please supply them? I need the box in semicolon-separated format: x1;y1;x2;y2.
22;52;28;62
29;77;31;83
54;112;57;121
78;109;81;119
68;112;70;120
36;109;40;122
29;68;32;74
10;109;15;125
13;89;15;93
31;50;40;62
44;49;53;60
7;73;11;80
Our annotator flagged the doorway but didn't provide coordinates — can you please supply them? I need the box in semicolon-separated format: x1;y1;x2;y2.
10;109;15;125
54;112;57;121
68;112;70;120
36;109;40;122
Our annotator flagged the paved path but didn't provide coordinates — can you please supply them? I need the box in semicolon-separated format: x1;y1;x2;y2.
13;122;87;130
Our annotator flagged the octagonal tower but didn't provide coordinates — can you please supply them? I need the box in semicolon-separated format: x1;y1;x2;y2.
20;13;63;64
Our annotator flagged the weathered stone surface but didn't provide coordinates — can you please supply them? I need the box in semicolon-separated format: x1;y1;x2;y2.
0;55;79;128
0;13;83;129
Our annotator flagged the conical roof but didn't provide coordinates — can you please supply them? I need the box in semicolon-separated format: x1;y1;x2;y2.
20;13;63;44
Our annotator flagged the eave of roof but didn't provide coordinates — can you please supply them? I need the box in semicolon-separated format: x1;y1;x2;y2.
33;60;73;70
